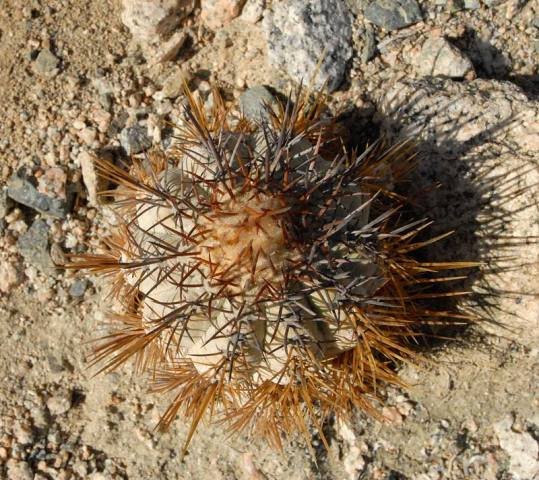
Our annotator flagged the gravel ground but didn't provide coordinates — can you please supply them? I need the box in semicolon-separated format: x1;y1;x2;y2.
0;1;538;479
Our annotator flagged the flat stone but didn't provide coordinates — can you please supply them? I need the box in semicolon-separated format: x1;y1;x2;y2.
239;85;277;123
17;220;55;273
7;173;67;218
33;48;59;76
364;0;422;31
263;0;353;91
414;36;474;78
119;124;152;155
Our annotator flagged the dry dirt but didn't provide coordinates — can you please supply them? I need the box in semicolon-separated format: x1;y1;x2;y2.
0;1;538;479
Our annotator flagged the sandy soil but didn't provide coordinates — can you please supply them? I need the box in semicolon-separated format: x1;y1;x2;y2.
0;1;538;479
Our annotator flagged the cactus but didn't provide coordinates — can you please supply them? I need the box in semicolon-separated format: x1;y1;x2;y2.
69;88;475;451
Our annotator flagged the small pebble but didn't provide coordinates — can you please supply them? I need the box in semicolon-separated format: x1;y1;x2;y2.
413;36;475;78
17;219;55;273
78;127;98;146
0;187;13;218
121;0;195;42
69;279;88;298
201;0;246;29
7;172;67;219
13;421;34;445
6;459;33;480
160;68;191;99
382;406;404;425
364;0;422;31
33;49;59;76
46;393;72;416
37;167;67;200
241;0;266;24
152;29;188;64
119;124;152;155
78;151;99;206
239;85;277;122
361;24;377;64
0;260;20;294
464;0;480;9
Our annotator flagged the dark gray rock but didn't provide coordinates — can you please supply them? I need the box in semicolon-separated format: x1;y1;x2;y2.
7;173;67;219
239;86;277;123
17;220;55;273
364;0;422;31
119;124;152;155
263;0;353;91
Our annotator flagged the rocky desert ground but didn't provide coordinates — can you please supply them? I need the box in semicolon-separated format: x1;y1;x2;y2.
0;1;538;479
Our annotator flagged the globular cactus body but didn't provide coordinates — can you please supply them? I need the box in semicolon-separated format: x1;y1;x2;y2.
71;89;473;450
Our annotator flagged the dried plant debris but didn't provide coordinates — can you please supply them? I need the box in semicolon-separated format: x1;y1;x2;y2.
68;88;476;453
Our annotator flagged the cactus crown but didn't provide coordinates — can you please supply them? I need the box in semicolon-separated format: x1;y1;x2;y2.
70;88;474;451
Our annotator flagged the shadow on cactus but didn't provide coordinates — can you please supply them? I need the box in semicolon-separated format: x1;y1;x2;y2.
67;87;477;453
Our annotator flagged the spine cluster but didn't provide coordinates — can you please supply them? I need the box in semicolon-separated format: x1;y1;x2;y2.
70;89;474;450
